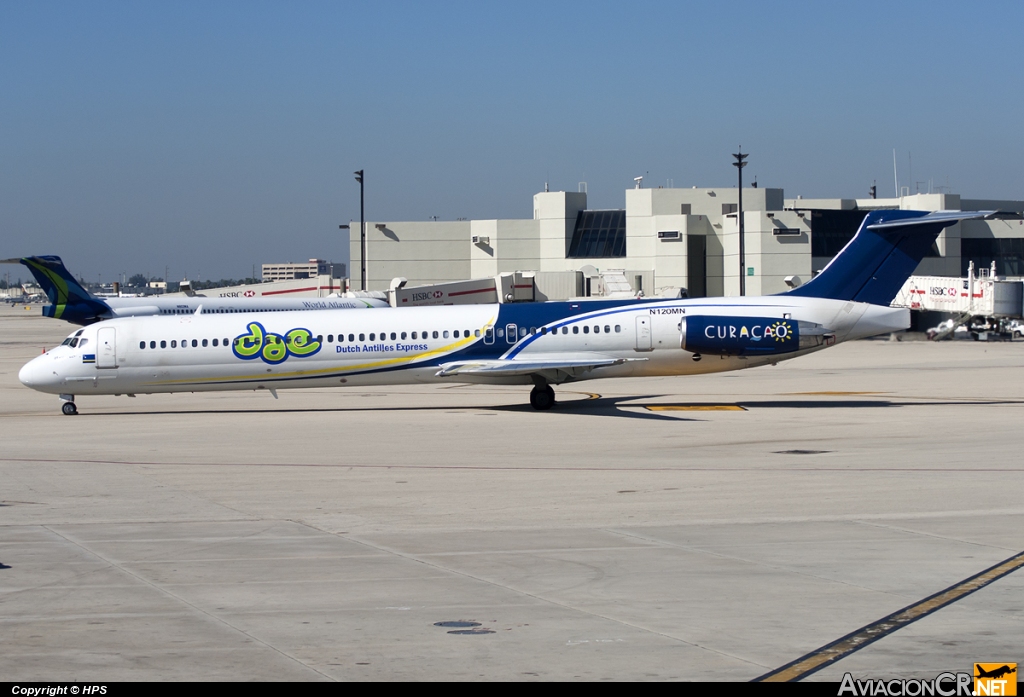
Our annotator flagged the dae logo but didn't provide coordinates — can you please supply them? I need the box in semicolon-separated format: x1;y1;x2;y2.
244;289;255;297
232;321;321;365
975;664;1017;696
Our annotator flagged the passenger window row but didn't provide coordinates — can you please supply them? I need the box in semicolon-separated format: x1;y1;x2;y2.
140;338;231;349
324;329;480;343
136;323;621;352
158;308;290;315
207;308;285;313
493;324;622;338
137;328;485;351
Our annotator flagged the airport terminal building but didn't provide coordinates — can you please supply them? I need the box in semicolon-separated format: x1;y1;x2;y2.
262;259;345;281
351;187;1024;299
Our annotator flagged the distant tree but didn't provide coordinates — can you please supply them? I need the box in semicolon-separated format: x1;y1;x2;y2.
190;278;253;290
128;274;148;287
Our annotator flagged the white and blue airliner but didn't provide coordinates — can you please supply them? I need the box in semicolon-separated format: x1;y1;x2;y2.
18;210;985;414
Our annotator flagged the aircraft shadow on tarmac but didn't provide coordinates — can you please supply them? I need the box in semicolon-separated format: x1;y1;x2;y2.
75;396;1023;420
75;394;697;421
489;395;705;421
83;395;696;421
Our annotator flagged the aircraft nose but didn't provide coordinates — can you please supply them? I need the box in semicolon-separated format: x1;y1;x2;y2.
19;355;56;390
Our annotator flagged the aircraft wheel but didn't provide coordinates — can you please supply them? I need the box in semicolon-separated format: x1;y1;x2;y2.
61;402;78;416
530;385;555;411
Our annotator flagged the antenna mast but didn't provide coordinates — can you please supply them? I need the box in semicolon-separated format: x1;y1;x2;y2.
893;149;899;198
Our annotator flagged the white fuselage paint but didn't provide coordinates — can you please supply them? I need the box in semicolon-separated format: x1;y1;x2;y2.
18;297;908;399
101;295;388;318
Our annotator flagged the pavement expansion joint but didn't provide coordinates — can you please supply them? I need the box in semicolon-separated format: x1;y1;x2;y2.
37;524;337;681
754;548;1024;682
307;521;765;670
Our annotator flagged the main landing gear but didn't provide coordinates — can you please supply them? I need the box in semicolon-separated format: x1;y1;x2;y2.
59;394;77;416
529;383;556;411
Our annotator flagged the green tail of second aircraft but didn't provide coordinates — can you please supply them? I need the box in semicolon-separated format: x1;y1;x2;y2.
2;256;110;324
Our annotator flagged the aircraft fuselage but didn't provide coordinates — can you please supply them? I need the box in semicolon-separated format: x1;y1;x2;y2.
19;296;907;399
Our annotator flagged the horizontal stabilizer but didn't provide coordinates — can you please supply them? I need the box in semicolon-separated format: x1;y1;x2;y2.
786;210;992;306
865;210;990;230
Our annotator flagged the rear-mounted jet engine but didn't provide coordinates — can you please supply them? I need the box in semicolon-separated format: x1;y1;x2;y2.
680;315;834;357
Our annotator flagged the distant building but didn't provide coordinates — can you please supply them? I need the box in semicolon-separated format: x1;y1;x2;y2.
261;259;345;281
349;188;1024;299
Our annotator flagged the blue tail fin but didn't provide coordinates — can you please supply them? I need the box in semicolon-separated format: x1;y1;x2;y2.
11;256;110;324
785;210;990;305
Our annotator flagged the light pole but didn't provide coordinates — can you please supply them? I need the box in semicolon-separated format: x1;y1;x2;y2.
354;170;365;290
732;148;748;296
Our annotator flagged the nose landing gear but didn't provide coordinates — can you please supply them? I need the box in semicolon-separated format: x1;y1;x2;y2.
59;394;77;416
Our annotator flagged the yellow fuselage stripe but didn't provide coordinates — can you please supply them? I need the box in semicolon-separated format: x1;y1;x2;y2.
142;326;490;386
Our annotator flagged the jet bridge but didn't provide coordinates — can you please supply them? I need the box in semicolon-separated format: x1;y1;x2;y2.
891;264;1023;319
390;272;535;307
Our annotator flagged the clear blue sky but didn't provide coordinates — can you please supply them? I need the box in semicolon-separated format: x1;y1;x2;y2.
2;1;1021;282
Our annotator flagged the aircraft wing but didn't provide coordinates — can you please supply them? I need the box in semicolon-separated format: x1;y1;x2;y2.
436;354;646;380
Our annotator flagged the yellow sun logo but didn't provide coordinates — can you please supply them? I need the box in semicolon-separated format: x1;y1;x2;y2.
769;321;793;342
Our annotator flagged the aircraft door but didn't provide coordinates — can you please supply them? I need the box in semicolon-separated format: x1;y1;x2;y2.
97;327;117;368
635;316;653;351
505;324;517;344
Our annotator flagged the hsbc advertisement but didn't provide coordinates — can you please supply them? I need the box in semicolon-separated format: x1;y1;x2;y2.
395;279;499;307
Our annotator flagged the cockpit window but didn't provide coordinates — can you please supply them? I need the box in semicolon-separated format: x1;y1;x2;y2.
69;338;79;347
78;339;88;348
